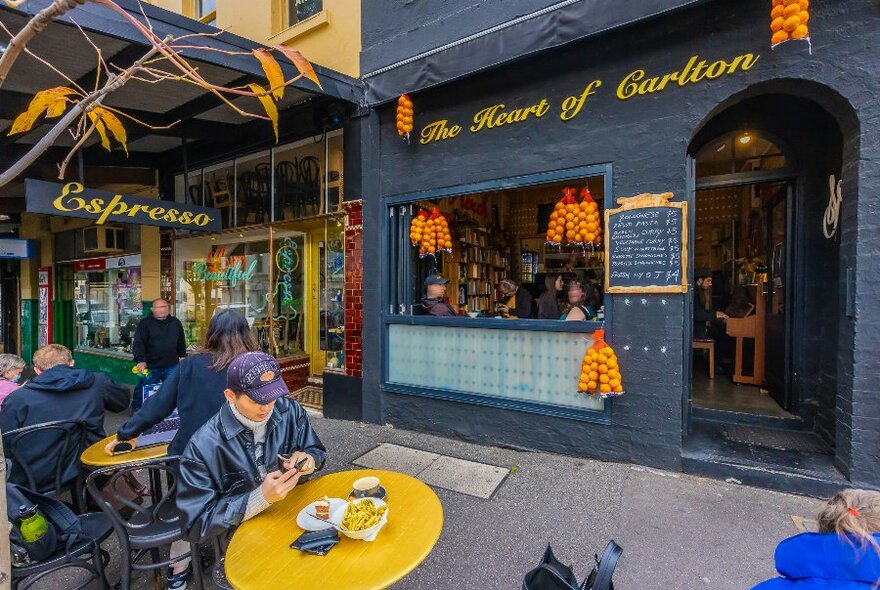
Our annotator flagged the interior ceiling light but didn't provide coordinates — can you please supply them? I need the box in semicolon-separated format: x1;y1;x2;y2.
715;143;726;152
739;132;752;145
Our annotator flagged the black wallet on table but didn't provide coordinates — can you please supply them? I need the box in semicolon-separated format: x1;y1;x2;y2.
291;528;339;556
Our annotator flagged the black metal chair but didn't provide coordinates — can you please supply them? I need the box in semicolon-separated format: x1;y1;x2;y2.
85;457;205;590
275;159;299;219
3;420;88;513
11;512;113;590
299;156;321;216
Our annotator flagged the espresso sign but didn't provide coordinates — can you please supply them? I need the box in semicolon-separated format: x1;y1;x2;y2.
604;192;688;294
25;179;221;232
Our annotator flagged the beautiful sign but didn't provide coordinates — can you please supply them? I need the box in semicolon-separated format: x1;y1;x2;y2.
25;179;222;232
418;51;760;145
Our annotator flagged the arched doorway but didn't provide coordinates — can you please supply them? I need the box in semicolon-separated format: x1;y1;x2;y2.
685;92;847;472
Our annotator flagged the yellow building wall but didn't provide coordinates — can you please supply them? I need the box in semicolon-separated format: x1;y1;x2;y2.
149;0;360;77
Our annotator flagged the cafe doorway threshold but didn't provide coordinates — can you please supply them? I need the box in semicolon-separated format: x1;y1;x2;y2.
287;385;323;413
682;419;847;498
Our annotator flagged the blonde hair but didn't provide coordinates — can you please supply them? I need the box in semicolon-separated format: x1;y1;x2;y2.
33;344;73;371
818;489;880;562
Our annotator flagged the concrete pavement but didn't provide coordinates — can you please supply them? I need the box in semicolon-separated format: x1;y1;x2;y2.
43;410;823;590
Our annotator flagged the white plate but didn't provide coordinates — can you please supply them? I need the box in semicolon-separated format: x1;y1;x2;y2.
296;498;347;531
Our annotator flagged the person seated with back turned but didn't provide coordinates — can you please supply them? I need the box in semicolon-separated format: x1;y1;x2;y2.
0;353;26;408
497;278;534;318
562;279;599;321
752;488;880;589
0;344;129;489
537;274;563;320
421;273;457;316
177;352;326;542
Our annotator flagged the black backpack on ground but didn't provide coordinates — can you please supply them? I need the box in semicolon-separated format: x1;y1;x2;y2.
523;541;623;590
6;482;85;563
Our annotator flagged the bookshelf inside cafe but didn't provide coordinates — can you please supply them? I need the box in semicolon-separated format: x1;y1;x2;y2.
410;176;606;316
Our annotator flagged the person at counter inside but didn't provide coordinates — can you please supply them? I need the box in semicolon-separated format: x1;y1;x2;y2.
421;274;457;316
537;274;563;320
562;279;599;321
496;279;534;319
694;269;728;339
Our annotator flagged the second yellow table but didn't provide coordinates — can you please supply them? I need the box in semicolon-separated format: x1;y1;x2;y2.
80;433;169;468
224;469;443;590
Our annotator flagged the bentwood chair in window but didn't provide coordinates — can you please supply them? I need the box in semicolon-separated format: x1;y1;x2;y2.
255;162;273;220
207;176;233;227
238;172;266;225
299;156;321;216
188;184;203;206
86;457;205;590
3;420;88;513
275;159;299;219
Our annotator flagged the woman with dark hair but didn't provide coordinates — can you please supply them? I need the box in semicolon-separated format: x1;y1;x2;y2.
537;274;563;319
105;309;260;457
562;280;598;321
105;310;260;589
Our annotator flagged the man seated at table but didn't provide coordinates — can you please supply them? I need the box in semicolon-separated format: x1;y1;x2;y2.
0;344;129;489
177;351;327;543
421;273;457;316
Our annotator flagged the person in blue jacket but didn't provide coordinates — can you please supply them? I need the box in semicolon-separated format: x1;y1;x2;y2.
753;489;880;589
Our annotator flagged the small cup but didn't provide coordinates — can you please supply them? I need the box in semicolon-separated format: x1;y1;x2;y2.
351;476;381;499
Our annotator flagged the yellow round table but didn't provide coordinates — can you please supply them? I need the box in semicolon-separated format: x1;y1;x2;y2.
80;434;169;468
224;469;444;590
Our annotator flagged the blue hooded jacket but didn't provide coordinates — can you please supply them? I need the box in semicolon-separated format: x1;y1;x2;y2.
753;532;880;589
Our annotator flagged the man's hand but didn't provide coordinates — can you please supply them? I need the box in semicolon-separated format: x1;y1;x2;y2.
136;362;147;373
103;436;137;456
261;469;303;503
716;311;729;320
285;451;316;475
498;304;510;314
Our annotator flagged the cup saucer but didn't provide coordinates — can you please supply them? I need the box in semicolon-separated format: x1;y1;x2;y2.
348;486;387;501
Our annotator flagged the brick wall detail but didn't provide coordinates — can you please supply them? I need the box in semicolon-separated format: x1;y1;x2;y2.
343;200;363;377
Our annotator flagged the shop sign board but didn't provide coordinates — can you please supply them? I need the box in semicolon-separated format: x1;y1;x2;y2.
0;238;36;258
25;179;222;232
38;267;52;347
74;254;142;272
604;192;688;294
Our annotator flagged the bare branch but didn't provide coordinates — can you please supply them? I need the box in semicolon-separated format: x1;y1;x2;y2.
102;104;179;130
69;18;110;84
58;115;98;179
0;0;85;89
22;47;87;94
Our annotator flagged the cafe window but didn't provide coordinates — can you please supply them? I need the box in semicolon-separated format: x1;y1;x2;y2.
382;164;613;421
173;129;343;229
174;227;307;356
74;262;142;353
695;131;787;178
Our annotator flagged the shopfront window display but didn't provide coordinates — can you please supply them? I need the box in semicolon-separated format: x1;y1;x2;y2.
175;228;306;357
75;265;143;352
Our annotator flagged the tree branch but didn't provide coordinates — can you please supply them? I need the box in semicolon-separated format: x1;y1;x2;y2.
0;0;87;89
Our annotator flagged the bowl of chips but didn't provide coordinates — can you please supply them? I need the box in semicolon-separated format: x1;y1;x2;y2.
331;497;389;540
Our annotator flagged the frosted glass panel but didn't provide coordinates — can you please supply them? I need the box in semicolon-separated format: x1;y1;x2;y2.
388;325;604;411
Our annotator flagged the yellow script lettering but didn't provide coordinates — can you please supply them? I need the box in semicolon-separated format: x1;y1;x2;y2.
53;182;85;212
560;80;602;121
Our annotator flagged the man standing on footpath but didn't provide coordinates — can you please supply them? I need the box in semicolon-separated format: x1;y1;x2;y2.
131;298;186;411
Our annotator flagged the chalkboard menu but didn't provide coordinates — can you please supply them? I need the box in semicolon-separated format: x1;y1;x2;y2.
604;192;688;293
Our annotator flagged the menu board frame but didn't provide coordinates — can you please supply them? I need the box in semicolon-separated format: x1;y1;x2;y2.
603;192;688;294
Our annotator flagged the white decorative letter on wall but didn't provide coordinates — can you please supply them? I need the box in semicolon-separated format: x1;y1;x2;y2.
823;174;842;239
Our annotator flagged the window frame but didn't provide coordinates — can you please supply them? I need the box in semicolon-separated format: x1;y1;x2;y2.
381;162;615;424
286;0;324;29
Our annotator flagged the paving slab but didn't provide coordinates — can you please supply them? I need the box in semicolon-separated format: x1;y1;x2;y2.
353;442;440;476
418;454;509;498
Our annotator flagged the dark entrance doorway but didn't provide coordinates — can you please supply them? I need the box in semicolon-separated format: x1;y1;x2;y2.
682;92;848;495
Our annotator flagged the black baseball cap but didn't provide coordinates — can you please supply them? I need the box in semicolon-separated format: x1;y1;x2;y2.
425;274;450;286
227;352;289;405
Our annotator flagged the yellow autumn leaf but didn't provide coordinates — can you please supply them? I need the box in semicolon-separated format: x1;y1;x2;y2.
247;83;278;142
88;112;112;152
8;87;77;135
273;45;322;91
92;107;128;156
254;49;284;101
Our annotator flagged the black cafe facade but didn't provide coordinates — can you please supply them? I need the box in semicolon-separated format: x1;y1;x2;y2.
357;0;880;493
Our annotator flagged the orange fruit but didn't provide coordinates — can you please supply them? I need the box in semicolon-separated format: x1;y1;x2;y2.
773;0;783;5
799;10;809;24
783;15;800;32
600;384;611;394
601;347;613;356
609;378;620;389
598;365;608;375
579;201;588;210
590;362;598;371
565;212;575;222
782;3;799;17
798;0;808;8
553;232;563;242
584;233;595;242
599;374;609;384
597;353;608;363
607;358;618;369
548;220;558;230
792;24;808;38
608;369;620;380
587;381;597;390
550;212;559;221
613;385;623;393
565;222;575;231
770;4;784;18
771;16;785;32
588;371;598;381
587;203;598;213
771;30;788;43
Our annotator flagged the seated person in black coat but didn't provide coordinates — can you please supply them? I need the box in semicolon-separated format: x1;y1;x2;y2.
694;270;728;339
421;274;457;316
497;279;535;319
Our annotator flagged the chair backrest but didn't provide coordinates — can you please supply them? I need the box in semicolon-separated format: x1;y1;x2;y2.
276;160;299;186
2;420;87;496
298;156;320;184
85;457;184;538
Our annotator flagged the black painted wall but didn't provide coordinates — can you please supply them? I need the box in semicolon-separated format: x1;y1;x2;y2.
361;0;880;482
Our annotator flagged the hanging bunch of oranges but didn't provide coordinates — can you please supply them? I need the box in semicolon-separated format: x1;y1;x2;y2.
545;187;603;246
578;329;624;398
771;0;809;46
396;94;414;138
410;207;452;257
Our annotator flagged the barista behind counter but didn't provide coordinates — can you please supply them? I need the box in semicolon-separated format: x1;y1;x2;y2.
497;279;534;319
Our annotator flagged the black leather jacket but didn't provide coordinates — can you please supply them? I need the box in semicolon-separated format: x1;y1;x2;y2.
177;397;326;541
